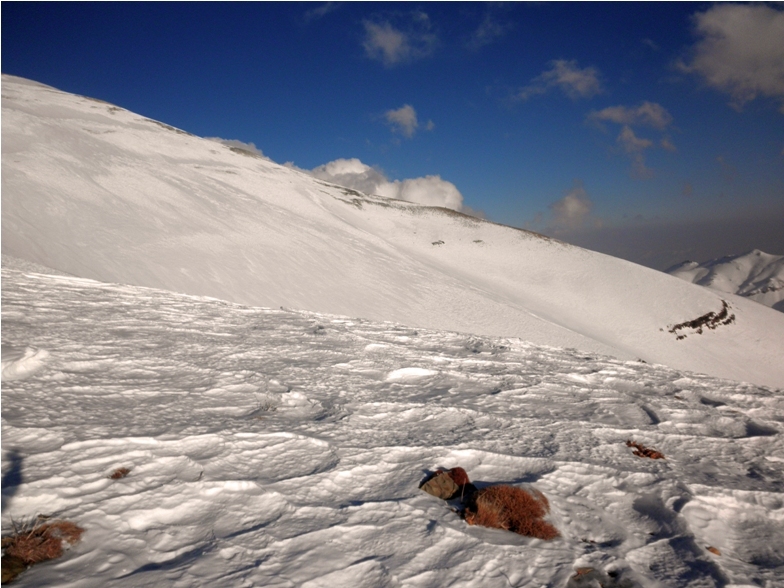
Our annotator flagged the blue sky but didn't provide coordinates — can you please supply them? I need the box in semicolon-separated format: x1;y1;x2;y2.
3;2;783;269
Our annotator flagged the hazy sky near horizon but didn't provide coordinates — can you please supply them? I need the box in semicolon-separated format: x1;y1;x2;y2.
3;2;783;269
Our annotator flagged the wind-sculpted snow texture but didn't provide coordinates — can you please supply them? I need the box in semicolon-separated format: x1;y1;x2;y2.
3;75;784;388
3;266;784;587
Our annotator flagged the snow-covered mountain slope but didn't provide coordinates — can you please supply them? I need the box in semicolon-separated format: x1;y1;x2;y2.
667;250;784;313
3;74;784;389
3;265;783;587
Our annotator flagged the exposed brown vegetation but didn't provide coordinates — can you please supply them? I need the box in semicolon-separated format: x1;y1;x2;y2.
573;567;595;577
464;485;559;540
109;467;131;479
626;440;665;460
667;300;735;340
2;518;84;582
446;467;470;486
1;554;26;584
706;546;721;556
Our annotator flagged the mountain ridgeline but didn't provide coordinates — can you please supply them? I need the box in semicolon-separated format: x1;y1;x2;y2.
667;250;784;313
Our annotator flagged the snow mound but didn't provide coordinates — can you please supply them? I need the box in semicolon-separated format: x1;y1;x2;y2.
667;250;784;313
1;345;50;381
386;367;439;380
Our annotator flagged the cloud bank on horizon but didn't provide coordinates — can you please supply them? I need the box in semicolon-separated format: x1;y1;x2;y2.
1;2;782;269
305;158;465;212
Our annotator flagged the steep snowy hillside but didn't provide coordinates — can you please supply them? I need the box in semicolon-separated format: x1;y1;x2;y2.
3;74;784;388
667;250;784;313
3;264;783;587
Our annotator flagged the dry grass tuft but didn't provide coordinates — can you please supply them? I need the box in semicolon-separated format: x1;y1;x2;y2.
626;440;665;460
109;467;131;479
2;518;84;568
667;300;735;340
464;485;559;540
446;467;470;486
1;554;27;584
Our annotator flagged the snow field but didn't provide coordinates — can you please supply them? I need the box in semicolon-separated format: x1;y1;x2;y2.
4;74;784;389
3;267;783;587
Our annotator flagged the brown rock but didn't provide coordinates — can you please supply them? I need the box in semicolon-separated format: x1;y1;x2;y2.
421;471;460;500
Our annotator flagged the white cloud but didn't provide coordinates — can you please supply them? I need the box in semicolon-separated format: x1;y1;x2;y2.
304;2;339;21
205;137;267;158
660;137;677;152
362;13;437;67
681;3;784;112
385;104;419;138
587;103;675;179
363;22;408;66
617;126;654;179
642;38;660;51
310;158;389;196
467;12;514;50
549;182;593;230
588;101;673;130
309;157;464;211
380;176;463;210
518;59;603;101
617;125;652;153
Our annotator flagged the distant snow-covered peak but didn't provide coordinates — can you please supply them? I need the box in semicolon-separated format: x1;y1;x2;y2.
667;249;784;313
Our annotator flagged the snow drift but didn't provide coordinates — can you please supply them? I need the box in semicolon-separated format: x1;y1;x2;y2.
2;74;784;388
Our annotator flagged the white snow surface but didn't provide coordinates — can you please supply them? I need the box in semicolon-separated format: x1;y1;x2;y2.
2;75;784;388
3;264;784;587
667;250;784;313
